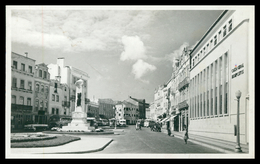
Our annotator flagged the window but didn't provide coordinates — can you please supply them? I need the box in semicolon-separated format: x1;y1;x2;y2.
56;95;59;102
218;30;222;41
211;89;213;116
13;61;17;69
228;19;232;32
27;98;31;106
20;80;25;89
215;87;218;115
28;81;32;90
19;96;24;105
223;25;227;37
28;66;32;73
40;85;44;92
52;94;55;101
40;100;43;110
45;102;48;111
21;63;25;71
12;78;17;88
12;95;16;104
54;83;58;93
35;99;39;108
39;70;42;77
36;84;39;92
45;86;48;93
52;108;55;114
214;35;217;46
224;82;228;114
44;71;47;79
219;85;222;115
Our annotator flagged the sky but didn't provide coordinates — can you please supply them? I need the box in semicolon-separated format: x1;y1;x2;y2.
9;6;223;103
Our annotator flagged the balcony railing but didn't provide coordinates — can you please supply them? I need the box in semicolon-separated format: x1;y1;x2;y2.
62;101;70;107
177;100;189;110
178;77;189;91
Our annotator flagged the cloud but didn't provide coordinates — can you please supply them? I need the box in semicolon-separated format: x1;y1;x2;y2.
165;42;190;67
11;10;156;53
120;35;147;61
131;59;156;80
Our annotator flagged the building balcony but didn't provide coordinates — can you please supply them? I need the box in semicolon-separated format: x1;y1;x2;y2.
11;67;34;77
177;100;189;110
62;101;70;107
11;104;33;113
177;77;189;91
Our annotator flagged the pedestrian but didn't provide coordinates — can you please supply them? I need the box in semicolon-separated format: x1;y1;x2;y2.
167;127;171;136
183;125;189;144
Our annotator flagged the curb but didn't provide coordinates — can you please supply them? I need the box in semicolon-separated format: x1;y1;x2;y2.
172;134;234;154
43;139;114;154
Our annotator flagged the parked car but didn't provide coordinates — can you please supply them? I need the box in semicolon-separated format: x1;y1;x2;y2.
24;124;48;131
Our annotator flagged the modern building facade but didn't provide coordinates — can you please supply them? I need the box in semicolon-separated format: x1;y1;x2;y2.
48;57;89;113
189;10;254;144
11;52;35;129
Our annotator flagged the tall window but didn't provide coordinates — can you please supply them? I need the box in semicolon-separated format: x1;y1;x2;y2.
13;61;17;69
56;95;59;102
223;25;227;37
12;78;17;88
52;108;55;114
28;66;32;73
228;19;232;32
45;102;48;111
219;85;222;115
52;94;55;101
21;63;25;71
41;85;44;92
28;81;32;90
20;80;25;89
36;84;39;92
12;95;16;104
224;52;229;114
40;100;43;110
39;70;42;77
19;96;24;105
27;98;31;106
214;35;217;46
35;99;39;108
44;71;47;79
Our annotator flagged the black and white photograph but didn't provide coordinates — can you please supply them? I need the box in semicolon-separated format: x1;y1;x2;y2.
5;5;255;158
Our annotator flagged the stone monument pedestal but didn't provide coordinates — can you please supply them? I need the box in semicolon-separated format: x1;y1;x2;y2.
61;79;94;132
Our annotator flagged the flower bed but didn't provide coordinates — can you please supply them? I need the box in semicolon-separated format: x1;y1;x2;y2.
11;135;81;148
11;134;57;143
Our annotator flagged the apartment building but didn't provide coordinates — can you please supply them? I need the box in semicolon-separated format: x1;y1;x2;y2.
11;52;35;129
33;63;50;124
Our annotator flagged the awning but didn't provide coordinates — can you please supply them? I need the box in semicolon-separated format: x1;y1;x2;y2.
170;115;177;120
160;117;170;123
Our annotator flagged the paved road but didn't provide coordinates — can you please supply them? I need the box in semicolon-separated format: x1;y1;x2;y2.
91;125;223;154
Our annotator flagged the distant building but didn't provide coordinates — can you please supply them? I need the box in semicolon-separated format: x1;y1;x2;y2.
87;97;99;120
11;52;35;129
115;100;139;125
98;99;116;120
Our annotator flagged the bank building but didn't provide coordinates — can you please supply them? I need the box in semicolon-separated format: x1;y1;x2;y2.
188;10;254;145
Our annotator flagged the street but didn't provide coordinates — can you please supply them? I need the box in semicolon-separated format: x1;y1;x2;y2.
90;125;223;154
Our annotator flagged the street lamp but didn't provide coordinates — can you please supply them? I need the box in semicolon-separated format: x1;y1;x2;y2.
113;106;117;129
235;90;242;152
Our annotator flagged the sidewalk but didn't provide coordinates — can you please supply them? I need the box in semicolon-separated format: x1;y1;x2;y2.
170;131;249;154
10;137;113;154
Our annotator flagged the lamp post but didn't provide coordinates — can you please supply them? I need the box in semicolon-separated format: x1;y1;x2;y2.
113;106;117;129
235;90;242;152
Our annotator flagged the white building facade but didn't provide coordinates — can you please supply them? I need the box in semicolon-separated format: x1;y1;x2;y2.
189;10;254;144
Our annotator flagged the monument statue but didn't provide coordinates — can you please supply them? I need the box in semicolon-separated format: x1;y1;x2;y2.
61;78;94;132
77;93;81;106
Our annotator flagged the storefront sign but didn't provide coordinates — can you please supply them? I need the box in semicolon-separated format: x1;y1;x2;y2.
231;63;244;79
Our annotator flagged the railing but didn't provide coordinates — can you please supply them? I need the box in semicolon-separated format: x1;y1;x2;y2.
62;101;70;107
178;77;189;91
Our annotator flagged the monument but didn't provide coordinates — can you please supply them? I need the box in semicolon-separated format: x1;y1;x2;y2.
61;79;94;132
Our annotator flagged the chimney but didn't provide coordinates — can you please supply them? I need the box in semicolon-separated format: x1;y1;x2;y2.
25;52;28;58
57;57;65;69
